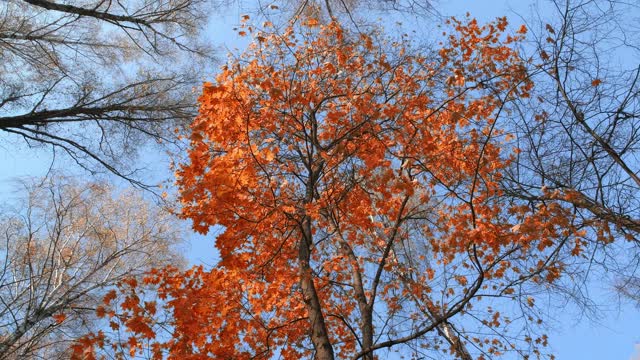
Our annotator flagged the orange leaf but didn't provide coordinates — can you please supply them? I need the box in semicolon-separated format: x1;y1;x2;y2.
52;313;67;324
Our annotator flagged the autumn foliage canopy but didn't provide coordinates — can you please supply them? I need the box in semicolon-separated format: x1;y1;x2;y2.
74;17;590;360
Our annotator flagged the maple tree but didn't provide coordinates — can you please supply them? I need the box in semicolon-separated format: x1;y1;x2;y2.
73;17;596;359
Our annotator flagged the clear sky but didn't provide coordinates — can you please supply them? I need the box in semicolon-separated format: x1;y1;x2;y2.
1;0;638;359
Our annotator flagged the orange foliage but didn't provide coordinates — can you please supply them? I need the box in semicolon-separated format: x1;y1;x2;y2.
52;313;67;324
73;18;586;359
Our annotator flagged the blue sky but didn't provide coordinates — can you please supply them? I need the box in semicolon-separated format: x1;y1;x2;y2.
1;0;638;359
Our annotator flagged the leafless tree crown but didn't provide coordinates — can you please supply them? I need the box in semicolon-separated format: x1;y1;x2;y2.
0;0;216;188
0;176;184;359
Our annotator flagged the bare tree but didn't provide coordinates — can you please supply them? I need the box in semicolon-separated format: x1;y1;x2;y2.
0;0;216;189
616;276;640;306
504;0;640;304
250;0;437;29
0;176;184;359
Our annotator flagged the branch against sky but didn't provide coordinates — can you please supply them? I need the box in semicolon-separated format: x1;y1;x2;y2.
503;0;640;306
0;175;184;359
0;0;217;190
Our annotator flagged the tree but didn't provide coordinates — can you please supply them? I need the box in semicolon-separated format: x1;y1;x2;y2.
273;0;437;23
0;176;184;359
74;18;593;359
502;0;640;305
0;0;213;188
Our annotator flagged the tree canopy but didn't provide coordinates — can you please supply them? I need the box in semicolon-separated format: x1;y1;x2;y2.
71;17;610;360
0;176;183;359
0;0;213;188
2;0;639;359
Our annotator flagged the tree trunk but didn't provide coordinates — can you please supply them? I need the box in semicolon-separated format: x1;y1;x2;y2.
299;215;335;360
438;322;472;360
361;306;374;360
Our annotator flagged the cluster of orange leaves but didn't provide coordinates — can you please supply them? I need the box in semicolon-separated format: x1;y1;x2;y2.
72;17;588;359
